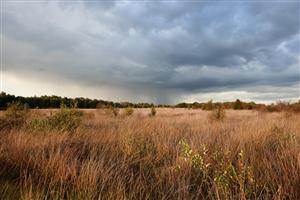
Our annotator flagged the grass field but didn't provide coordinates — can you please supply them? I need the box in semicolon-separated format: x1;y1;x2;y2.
0;108;299;199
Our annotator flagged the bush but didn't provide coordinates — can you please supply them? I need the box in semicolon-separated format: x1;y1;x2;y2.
0;102;29;129
48;108;83;132
124;107;134;116
266;104;280;112
291;101;300;112
28;107;83;132
6;101;28;119
149;107;156;117
233;99;243;110
202;100;214;110
209;106;225;121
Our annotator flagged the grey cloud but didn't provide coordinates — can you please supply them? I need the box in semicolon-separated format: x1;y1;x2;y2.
2;1;300;103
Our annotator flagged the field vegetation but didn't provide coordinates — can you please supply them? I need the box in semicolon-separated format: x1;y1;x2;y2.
0;102;299;199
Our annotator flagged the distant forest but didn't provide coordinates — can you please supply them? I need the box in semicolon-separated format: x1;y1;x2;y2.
0;92;299;112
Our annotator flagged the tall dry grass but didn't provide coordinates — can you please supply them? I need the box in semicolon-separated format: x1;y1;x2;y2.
0;108;299;199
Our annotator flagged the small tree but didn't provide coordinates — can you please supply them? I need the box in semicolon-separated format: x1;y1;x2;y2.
234;99;243;110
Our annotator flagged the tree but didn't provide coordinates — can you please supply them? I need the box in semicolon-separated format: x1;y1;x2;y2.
234;99;243;110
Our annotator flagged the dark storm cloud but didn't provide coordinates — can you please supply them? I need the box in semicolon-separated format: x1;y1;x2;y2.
2;0;300;103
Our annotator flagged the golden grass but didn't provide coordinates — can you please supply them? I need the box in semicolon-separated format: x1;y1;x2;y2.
0;108;299;199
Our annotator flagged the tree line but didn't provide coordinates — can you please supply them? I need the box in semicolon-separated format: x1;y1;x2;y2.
175;99;300;112
0;92;154;109
0;92;299;112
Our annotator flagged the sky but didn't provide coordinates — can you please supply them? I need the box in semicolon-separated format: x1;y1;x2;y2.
1;0;300;104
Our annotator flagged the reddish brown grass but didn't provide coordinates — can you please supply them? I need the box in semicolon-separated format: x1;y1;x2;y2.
0;108;299;199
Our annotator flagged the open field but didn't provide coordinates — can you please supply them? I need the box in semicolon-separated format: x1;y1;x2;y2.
0;108;300;199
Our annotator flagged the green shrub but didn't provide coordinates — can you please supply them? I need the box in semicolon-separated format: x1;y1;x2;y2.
233;99;243;110
49;108;83;132
28;107;83;132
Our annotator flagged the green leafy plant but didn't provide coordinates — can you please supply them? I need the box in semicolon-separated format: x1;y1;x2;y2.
28;105;83;132
178;140;257;199
179;140;210;175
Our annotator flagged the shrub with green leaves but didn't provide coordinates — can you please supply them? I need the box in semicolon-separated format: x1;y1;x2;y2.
28;107;83;132
49;108;83;131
